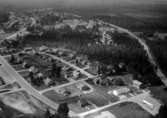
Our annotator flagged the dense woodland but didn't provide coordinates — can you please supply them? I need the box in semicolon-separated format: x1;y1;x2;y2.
146;40;167;76
95;15;167;32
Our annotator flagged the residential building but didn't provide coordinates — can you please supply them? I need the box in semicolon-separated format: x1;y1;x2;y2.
101;30;113;45
113;87;130;96
133;80;142;89
44;77;51;86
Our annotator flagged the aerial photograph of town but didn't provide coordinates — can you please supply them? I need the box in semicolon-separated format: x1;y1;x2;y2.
0;0;167;118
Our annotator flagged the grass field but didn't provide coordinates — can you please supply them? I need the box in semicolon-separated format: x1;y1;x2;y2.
85;102;151;118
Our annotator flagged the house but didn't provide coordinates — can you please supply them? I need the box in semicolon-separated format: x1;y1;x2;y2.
133;80;142;89
68;53;76;59
57;50;64;56
22;61;31;68
76;82;92;94
86;20;96;29
29;66;38;73
39;45;48;52
154;32;167;40
52;48;59;54
113;87;130;96
54;23;66;30
44;77;51;86
88;61;101;75
75;25;87;32
23;47;33;53
73;70;80;79
101;30;113;45
37;72;43;78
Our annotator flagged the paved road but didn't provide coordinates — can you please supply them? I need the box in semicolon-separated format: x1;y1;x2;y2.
100;21;167;86
46;53;95;78
45;53;161;117
129;93;161;116
0;54;89;117
0;51;160;117
79;92;160;118
40;77;89;94
0;88;24;96
0;23;162;117
0;28;29;45
40;53;96;94
0;56;59;110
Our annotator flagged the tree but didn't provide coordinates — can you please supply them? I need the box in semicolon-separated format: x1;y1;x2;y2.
153;105;167;118
57;103;69;118
10;54;15;64
112;78;125;86
44;109;52;118
51;61;57;77
56;66;62;78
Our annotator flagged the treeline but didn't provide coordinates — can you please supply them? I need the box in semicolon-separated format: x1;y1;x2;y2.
23;29;94;48
146;40;167;76
95;15;167;32
0;11;9;24
78;44;162;86
40;15;61;25
112;31;143;49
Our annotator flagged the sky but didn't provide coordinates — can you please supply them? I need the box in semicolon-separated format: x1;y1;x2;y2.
0;0;167;8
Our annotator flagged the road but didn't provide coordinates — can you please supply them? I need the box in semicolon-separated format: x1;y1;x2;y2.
45;53;161;117
100;21;167;86
45;53;95;78
79;91;160;118
0;21;163;117
0;54;93;117
0;51;161;117
0;56;60;110
0;28;29;45
40;52;96;94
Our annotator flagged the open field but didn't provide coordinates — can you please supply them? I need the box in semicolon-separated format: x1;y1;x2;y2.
0;91;46;117
85;102;151;118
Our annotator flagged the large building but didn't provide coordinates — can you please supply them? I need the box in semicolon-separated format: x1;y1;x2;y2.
113;87;130;96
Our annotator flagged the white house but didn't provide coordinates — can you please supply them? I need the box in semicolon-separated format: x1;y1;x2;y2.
113;87;130;96
39;45;48;52
133;80;142;89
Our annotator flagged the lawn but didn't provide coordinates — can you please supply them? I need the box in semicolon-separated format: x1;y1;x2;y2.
109;102;151;118
12;64;25;71
43;90;80;104
85;102;151;118
82;92;109;107
85;69;97;76
19;70;29;77
0;91;46;117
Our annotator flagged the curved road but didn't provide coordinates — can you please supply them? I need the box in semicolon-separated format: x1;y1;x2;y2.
100;21;167;86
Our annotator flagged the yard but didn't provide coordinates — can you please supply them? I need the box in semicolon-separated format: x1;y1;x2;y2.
0;91;46;117
85;102;151;118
